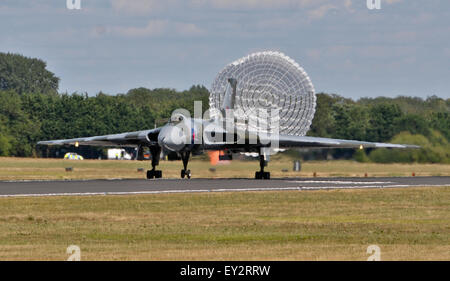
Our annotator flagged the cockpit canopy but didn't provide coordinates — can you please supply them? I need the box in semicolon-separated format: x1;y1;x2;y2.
169;113;185;125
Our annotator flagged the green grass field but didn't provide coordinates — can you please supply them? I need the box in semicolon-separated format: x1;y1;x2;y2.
0;187;448;260
0;157;449;180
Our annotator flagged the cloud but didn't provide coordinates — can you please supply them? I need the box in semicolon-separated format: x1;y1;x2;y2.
343;0;354;12
307;46;353;61
306;49;321;60
111;0;174;14
308;4;337;20
190;0;319;10
110;0;353;13
328;45;353;56
256;17;297;29
358;45;416;59
102;20;205;38
384;0;403;4
112;20;168;37
369;31;417;43
190;0;357;21
91;25;108;37
175;23;205;36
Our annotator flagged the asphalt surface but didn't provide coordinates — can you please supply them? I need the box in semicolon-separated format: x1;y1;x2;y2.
0;177;448;197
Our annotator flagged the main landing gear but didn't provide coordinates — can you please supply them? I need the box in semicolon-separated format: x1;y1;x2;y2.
180;151;191;179
146;147;162;179
255;153;270;180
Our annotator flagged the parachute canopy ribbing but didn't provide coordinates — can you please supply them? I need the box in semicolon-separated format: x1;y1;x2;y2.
209;51;316;136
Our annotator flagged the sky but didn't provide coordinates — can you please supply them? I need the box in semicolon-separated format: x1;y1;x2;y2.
0;0;449;99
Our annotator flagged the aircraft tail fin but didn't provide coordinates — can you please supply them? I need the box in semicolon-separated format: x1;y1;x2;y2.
221;78;237;111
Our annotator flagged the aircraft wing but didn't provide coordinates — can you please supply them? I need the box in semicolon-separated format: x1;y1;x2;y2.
37;128;161;147
274;134;420;149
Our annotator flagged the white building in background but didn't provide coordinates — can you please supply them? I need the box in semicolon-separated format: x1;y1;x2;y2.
107;148;132;160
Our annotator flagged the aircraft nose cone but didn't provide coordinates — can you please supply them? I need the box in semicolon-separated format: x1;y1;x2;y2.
158;126;187;152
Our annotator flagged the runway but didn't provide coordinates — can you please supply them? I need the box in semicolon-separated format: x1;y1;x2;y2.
0;177;448;197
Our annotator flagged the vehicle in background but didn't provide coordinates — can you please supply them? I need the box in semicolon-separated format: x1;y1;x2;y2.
64;152;84;160
107;148;132;160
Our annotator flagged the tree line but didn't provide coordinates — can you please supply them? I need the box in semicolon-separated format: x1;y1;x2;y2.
0;53;448;163
307;93;449;163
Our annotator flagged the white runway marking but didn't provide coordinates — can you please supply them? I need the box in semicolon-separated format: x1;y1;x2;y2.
0;184;448;198
288;180;393;184
294;184;450;190
2;178;126;183
0;187;301;198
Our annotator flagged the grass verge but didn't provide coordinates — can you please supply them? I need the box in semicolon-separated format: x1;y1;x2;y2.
0;157;449;180
0;187;448;260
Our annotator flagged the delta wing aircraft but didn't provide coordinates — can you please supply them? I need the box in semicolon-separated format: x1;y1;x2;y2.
38;52;419;179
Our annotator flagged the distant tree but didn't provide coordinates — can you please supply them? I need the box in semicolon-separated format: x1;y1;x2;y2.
0;90;40;156
333;103;369;141
0;65;448;162
308;93;338;137
0;134;13;156
393;114;430;137
125;85;210;120
0;53;59;95
369;130;449;164
366;103;403;142
429;112;449;140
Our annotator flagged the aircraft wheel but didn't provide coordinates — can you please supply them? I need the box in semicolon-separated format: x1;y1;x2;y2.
186;170;191;179
146;170;154;179
155;170;162;178
181;170;185;179
255;172;262;180
263;172;270;180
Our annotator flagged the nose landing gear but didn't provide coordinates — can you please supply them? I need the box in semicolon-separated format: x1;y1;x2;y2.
147;169;162;179
146;146;162;179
